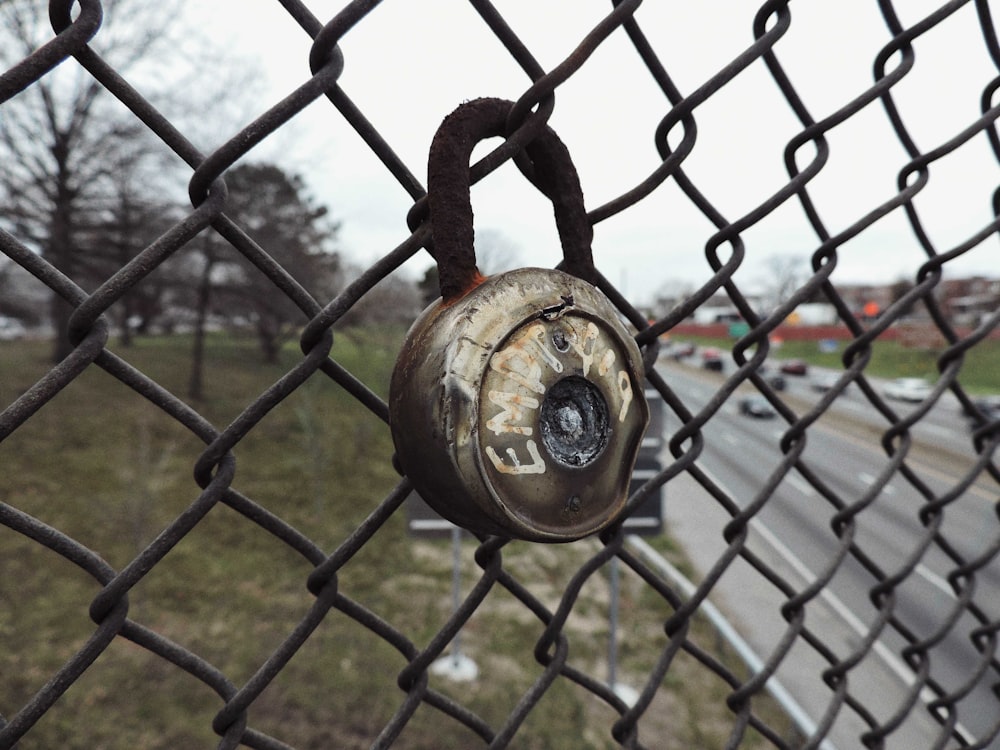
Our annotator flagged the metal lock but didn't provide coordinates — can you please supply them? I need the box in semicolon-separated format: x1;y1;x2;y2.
390;98;648;543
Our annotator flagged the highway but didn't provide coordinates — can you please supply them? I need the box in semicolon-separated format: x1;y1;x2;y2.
654;351;1000;749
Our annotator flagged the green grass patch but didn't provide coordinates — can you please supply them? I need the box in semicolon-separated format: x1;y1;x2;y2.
674;334;1000;393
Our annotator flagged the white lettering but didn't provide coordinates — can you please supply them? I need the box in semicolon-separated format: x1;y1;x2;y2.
485;390;539;435
485;440;546;474
525;323;564;374
598;348;616;377
489;345;545;394
617;369;633;422
571;322;600;377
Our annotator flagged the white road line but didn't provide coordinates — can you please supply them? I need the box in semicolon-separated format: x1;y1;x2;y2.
625;535;839;750
786;474;816;496
836;399;870;413
858;472;896;495
752;516;978;741
847;485;953;596
917;422;958;439
810;420;995;502
915;563;955;597
699;465;976;744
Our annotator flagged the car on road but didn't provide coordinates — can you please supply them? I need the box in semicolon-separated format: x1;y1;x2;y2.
965;397;1000;425
883;377;933;402
701;347;724;371
738;395;777;418
757;365;786;391
701;347;723;360
810;371;841;392
765;373;786;391
703;357;724;372
667;341;696;359
779;359;808;376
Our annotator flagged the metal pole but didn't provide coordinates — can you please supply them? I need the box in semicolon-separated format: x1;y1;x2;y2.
429;525;478;682
451;524;462;664
608;555;619;689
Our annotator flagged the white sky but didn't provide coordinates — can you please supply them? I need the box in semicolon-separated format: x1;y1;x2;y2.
178;1;1000;305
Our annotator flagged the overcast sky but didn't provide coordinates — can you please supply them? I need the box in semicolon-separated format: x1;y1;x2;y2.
179;1;1000;305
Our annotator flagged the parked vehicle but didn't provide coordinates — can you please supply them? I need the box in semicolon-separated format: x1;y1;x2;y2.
738;395;777;418
883;377;933;402
779;359;808;376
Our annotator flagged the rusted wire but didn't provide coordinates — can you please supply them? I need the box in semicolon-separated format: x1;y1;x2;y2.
2;1;1000;748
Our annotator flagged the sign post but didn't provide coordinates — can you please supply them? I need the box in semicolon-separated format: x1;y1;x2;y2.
428;524;479;682
406;387;666;693
608;387;664;704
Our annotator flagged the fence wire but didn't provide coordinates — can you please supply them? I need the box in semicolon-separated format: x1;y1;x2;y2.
2;1;1000;748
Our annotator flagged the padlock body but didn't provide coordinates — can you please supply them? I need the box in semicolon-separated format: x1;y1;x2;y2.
390;267;648;542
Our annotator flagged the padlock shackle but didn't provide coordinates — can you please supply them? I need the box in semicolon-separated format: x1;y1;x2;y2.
428;97;595;302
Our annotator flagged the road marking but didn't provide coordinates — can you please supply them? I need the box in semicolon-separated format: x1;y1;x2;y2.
723;432;738;446
697;465;976;744
625;535;840;750
812;422;995;502
848;483;954;596
782;476;951;597
786;473;816;496
917;421;958;439
915;563;955;597
751;514;976;742
858;472;896;495
837;400;870;413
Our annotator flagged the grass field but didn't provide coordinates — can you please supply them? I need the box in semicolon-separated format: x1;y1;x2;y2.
672;334;1000;393
0;331;793;749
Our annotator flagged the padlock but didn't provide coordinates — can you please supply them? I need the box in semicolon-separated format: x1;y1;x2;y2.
390;98;648;543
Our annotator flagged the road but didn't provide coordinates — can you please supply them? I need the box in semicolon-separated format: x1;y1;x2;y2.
654;351;1000;749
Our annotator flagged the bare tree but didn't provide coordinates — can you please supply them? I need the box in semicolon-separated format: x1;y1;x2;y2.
80;141;185;345
186;234;220;402
474;228;522;274
0;0;182;361
0;255;46;326
417;228;521;306
193;163;341;370
340;265;422;328
753;253;809;315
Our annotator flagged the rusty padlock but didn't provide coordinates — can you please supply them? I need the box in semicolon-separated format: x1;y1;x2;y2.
390;98;648;542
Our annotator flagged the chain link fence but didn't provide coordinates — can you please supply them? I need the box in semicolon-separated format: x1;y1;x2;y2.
2;1;1000;748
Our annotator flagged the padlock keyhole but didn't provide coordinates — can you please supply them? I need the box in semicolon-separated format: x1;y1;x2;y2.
539;376;610;468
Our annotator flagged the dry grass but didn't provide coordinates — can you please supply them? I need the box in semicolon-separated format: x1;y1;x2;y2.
1;331;794;748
